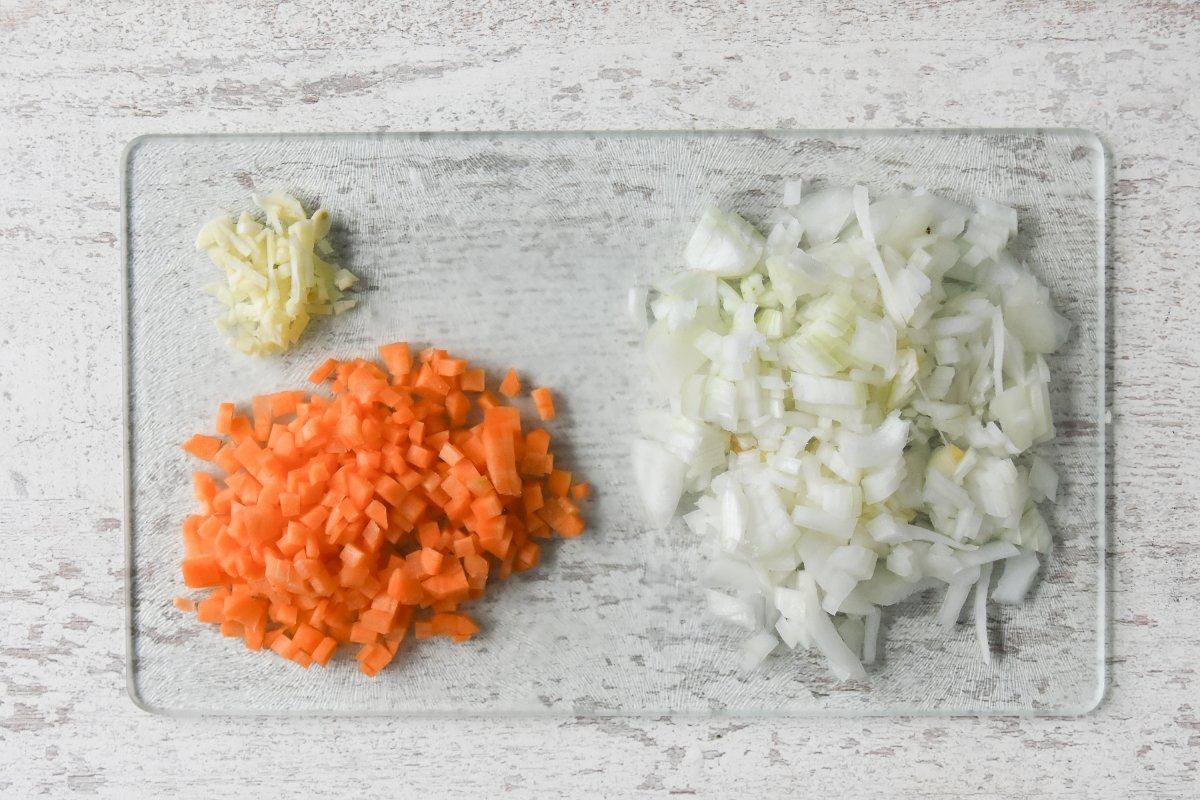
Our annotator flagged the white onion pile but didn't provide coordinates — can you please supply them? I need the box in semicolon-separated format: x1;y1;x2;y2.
633;182;1069;679
196;193;358;356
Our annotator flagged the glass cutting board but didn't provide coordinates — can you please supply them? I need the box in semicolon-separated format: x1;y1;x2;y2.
124;130;1105;716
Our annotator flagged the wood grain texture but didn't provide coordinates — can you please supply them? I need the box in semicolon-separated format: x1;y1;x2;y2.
0;0;1197;797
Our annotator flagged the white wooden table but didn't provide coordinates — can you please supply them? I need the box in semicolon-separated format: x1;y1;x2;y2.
2;2;1197;796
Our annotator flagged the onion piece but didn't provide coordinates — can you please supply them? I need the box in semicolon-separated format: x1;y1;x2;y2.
938;570;978;629
630;438;686;528
862;608;881;665
741;631;780;670
992;549;1041;605
685;206;765;277
973;562;994;665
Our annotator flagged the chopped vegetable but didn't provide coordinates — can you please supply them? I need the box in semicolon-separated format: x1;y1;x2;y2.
195;193;358;356
177;344;588;676
499;368;521;398
181;434;223;461
531;387;556;421
635;182;1068;679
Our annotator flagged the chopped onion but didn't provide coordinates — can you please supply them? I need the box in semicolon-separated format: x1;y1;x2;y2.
685;206;765;277
630;438;686;528
938;569;978;629
992;549;1041;605
862;608;881;665
706;589;759;631
634;182;1066;678
973;562;994;665
1028;455;1059;503
741;630;780;671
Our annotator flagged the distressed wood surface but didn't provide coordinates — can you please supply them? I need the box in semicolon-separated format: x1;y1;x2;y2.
1;1;1197;797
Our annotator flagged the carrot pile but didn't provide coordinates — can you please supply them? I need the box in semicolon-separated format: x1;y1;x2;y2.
177;343;587;676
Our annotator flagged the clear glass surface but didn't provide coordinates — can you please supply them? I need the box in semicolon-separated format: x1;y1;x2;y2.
124;130;1105;716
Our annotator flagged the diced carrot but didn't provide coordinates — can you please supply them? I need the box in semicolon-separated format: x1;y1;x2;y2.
463;552;489;579
414;363;451;397
196;597;224;623
420;547;444;576
450;536;475;558
378;342;412;379
422;562;469;602
460;368;485;392
406;419;427;447
571;482;591;500
470;492;504;521
548;469;572;497
251;395;273;442
182;434;223;461
393;571;425;605
398;494;427;525
443;391;470;426
292;623;324;654
173;596;195;612
519;451;553;476
216;403;236;435
272;429;297;458
515;541;541;572
359;608;395;635
347;365;387;404
437;442;463;466
531;387;556;420
482;424;521;497
213;444;241;475
429;612;480;640
270;390;305;418
553;511;585;538
367;471;400;503
341;543;369;571
268;633;297;661
306;600;329;631
484;405;522;433
459;436;488;472
477;523;511;559
522;482;544;513
308;358;338;384
407;444;437;470
347;473;373;510
525;428;551;455
311;637;337;667
443;491;473;522
244;624;266;651
361;642;396;675
228;415;254;444
348;622;378;645
182;556;224;588
278;492;301;519
415;520;439;549
434;357;467;377
499;368;521;398
177;346;585;677
356;448;382;471
193;471;217;504
364;499;388;530
234;437;264;472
